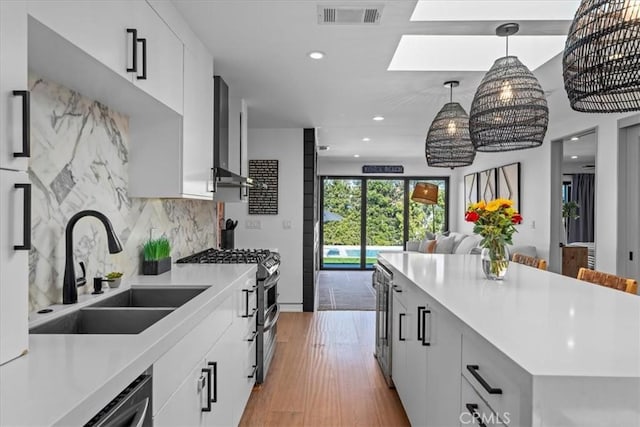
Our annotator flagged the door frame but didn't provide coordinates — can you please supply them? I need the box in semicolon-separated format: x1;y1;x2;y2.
616;115;640;283
320;176;450;270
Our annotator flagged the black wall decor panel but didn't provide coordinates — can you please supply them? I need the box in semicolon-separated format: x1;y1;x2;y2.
248;160;278;215
303;128;318;312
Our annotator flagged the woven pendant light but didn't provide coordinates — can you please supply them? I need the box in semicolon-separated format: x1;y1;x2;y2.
564;0;640;112
469;23;549;152
425;81;476;168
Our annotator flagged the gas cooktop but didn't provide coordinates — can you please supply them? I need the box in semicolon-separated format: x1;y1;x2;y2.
176;248;272;264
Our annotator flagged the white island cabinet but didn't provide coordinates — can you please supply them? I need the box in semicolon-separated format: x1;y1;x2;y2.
379;253;640;427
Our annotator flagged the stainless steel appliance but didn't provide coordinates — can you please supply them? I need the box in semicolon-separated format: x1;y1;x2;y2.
177;248;280;384
373;263;393;387
84;374;152;427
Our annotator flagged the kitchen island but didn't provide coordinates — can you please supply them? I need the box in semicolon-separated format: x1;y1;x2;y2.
0;263;257;426
378;252;640;427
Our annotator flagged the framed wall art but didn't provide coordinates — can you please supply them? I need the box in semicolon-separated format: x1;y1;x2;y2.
464;173;478;209
479;168;497;202
497;162;521;212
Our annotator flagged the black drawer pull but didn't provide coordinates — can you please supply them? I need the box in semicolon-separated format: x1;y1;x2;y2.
466;365;502;394
242;288;257;318
417;306;425;341
12;90;30;158
247;364;257;379
392;284;402;293
398;313;405;341
465;403;487;427
247;330;257;342
14;183;31;250
208;361;218;403
200;367;212;412
137;38;147;80
421;308;431;347
126;28;137;73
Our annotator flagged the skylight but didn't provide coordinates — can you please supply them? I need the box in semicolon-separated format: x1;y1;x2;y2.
388;35;567;71
410;0;580;22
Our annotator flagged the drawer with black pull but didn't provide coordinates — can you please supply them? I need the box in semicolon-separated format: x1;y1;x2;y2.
461;331;532;426
460;375;506;426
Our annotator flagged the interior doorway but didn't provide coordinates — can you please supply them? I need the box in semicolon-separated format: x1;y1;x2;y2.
617;119;640;286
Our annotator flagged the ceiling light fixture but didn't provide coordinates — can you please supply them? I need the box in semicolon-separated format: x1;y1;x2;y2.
425;81;476;169
563;0;640;112
354;154;360;158
469;23;549;152
571;155;579;159
362;137;371;142
570;136;580;141
373;116;385;121
308;51;325;60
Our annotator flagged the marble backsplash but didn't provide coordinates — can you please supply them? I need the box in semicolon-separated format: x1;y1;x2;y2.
28;73;217;311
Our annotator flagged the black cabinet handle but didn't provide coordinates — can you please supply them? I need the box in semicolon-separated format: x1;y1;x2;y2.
126;28;137;73
208;361;218;403
247;330;257;342
200;367;212;412
398;313;405;341
465;404;487;427
417;306;425;341
242;288;257;318
12;91;30;158
466;365;502;394
13;183;31;250
421;308;431;346
137;38;147;80
247;364;257;379
392;285;402;293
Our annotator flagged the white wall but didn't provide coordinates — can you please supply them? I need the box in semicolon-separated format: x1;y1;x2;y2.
453;54;637;273
317;157;461;233
225;129;303;311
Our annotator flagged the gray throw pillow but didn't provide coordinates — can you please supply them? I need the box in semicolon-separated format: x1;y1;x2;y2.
454;235;482;254
434;235;456;254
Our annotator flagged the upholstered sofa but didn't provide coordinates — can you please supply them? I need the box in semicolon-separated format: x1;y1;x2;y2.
406;231;537;259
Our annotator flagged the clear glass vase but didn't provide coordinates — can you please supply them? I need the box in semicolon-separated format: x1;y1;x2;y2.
481;244;510;280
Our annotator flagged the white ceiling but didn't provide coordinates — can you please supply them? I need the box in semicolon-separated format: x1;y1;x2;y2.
171;0;578;162
563;131;597;165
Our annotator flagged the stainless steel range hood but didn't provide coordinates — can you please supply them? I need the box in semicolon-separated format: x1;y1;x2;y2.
212;75;260;191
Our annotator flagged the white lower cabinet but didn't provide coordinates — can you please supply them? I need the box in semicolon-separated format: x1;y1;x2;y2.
390;274;462;427
154;271;258;426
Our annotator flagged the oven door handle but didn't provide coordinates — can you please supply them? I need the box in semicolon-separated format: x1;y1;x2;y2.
262;270;280;291
263;304;280;332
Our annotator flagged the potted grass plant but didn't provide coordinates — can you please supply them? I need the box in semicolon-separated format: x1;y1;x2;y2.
105;271;123;288
142;237;172;275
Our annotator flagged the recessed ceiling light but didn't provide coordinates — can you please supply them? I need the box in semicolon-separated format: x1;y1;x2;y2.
318;145;330;151
570;136;580;141
362;137;371;142
571;155;578;159
373;116;384;121
354;154;360;158
388;35;567;71
308;51;325;60
411;1;580;21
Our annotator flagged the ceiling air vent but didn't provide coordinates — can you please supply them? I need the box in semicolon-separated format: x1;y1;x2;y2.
318;5;383;25
583;164;595;169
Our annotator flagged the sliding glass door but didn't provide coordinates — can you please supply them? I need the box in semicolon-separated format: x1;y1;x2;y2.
321;176;448;270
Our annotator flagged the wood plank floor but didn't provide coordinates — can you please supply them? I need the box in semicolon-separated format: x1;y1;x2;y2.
239;311;410;427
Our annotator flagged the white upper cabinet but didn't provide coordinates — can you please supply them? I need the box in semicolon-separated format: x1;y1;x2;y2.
0;0;29;171
27;0;183;114
182;40;214;199
131;1;183;115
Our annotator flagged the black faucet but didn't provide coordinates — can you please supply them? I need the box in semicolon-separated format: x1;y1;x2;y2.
63;210;123;304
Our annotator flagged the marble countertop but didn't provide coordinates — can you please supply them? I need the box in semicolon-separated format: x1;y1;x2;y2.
0;263;256;427
378;253;640;378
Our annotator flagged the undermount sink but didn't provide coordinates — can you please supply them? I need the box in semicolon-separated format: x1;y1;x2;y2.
30;308;174;335
90;287;207;308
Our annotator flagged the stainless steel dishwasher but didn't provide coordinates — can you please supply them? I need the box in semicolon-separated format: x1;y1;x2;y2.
84;374;152;427
373;262;393;387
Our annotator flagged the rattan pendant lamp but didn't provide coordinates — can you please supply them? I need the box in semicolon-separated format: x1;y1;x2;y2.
425;81;476;168
469;23;549;152
563;0;640;112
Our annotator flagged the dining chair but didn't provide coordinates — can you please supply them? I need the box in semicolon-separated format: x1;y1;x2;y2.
576;267;638;295
512;253;548;270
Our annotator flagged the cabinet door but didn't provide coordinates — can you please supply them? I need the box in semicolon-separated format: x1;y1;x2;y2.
202;333;234;427
0;0;28;171
182;41;213;198
0;170;29;365
27;1;133;82
132;1;184;114
391;291;409;405
154;357;208;427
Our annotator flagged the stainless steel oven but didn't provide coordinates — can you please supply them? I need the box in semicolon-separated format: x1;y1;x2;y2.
84;374;152;427
177;248;281;385
373;263;393;387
